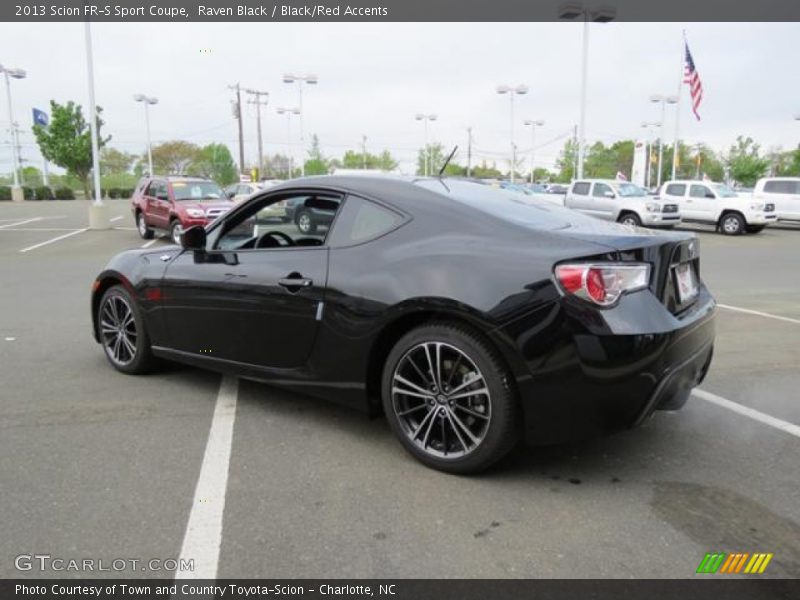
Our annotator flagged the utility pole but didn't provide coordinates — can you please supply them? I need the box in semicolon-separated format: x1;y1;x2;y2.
361;135;367;169
466;127;473;177
228;83;245;175
572;124;578;179
245;88;269;175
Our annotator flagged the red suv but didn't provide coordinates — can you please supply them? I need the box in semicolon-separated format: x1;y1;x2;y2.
131;176;234;244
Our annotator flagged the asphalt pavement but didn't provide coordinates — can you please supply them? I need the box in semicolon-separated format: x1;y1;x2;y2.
0;199;798;579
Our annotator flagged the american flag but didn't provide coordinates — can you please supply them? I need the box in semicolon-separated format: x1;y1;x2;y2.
683;41;703;121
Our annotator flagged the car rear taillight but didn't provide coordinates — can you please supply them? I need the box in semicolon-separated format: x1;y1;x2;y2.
554;263;650;307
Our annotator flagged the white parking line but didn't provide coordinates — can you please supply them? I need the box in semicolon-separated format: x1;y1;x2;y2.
0;228;82;232
141;239;158;248
694;389;800;439
0;217;42;229
717;303;800;326
176;376;239;580
18;228;88;253
110;216;124;222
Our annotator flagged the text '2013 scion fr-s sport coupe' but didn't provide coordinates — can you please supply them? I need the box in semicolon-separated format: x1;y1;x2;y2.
92;176;715;473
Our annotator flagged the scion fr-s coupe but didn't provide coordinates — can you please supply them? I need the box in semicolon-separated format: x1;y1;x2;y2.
92;176;716;473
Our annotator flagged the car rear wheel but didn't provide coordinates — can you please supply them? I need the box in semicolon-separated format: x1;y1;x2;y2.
296;210;316;234
618;212;642;227
98;285;154;374
136;212;154;239
720;212;745;235
170;220;183;245
381;323;520;474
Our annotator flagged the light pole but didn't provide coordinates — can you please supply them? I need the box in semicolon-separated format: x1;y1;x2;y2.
283;73;317;177
1;64;26;202
496;85;528;183
84;22;110;229
415;113;437;176
558;3;616;179
244;88;269;175
641;121;660;189
361;135;367;169
523;119;544;184
276;107;300;179
649;94;678;187
133;94;158;176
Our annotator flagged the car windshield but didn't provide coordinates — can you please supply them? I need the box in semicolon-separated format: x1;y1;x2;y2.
712;184;739;198
172;181;225;200
613;182;647;197
417;179;575;230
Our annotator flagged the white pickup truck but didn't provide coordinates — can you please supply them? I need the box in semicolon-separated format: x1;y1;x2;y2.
564;179;681;228
752;177;800;222
658;180;777;235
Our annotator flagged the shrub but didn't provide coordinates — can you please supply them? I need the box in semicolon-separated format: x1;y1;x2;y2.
0;186;11;201
121;188;134;199
35;186;54;200
55;186;76;200
23;186;36;200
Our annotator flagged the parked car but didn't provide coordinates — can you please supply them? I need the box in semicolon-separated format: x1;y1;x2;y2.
658;180;777;234
284;195;337;233
547;183;569;194
752;177;800;222
131;176;234;244
565;179;681;228
225;181;288;220
94;176;715;474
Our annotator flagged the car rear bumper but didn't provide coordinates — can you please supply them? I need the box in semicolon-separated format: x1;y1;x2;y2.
503;288;716;445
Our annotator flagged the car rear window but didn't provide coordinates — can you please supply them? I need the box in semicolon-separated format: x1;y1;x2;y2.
764;180;800;194
572;182;590;195
665;184;686;196
416;179;574;231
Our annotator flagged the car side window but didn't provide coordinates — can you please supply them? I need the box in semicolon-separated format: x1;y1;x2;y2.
572;182;590;195
764;180;796;194
665;184;686;196
149;181;168;200
215;192;343;251
690;184;713;199
328;195;404;247
593;183;613;198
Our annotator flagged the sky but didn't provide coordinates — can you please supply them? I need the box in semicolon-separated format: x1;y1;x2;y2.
1;21;799;176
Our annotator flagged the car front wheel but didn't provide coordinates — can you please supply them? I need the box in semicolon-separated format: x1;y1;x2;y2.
618;213;642;227
382;323;520;474
98;285;154;374
296;210;316;234
720;213;745;235
136;212;154;239
170;220;184;245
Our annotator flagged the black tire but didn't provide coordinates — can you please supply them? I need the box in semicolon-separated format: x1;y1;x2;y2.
720;212;745;235
745;225;766;234
295;210;317;234
170;219;183;245
381;322;521;474
97;285;154;374
136;211;154;239
617;212;642;227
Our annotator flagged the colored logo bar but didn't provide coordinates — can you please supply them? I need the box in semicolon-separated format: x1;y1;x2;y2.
697;552;773;574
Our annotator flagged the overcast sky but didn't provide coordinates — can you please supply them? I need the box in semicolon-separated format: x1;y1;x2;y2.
1;21;798;175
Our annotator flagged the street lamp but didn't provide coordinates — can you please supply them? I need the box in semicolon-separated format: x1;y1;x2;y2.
558;2;617;179
276;107;301;179
415;113;437;176
283;73;317;177
496;84;528;183
0;64;26;201
523;119;545;184
650;94;678;187
640;121;661;189
133;94;158;176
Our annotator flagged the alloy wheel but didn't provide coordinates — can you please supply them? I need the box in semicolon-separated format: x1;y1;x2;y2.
137;214;147;236
723;216;741;234
171;222;183;244
99;295;138;367
298;213;312;233
391;341;492;459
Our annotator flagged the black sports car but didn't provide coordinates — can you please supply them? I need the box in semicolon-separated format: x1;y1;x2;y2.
91;176;715;473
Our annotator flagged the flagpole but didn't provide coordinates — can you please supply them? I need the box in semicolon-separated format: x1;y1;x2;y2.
671;30;685;181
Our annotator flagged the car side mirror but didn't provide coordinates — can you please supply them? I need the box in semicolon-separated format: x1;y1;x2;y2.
705;192;716;199
181;225;206;251
227;190;236;199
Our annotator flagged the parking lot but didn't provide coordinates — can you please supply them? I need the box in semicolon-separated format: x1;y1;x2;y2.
1;198;798;579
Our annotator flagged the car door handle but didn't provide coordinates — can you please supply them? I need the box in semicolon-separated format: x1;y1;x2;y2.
278;275;313;290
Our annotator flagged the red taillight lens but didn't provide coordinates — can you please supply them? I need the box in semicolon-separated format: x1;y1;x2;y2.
554;263;650;307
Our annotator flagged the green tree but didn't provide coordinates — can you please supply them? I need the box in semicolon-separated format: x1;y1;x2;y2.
470;161;504;179
417;143;448;175
767;145;800;176
147;140;200;175
32;99;110;198
690;144;724;181
726;136;769;187
100;147;135;175
20;166;43;186
262;154;293;179
191;143;237;185
555;138;578;182
304;134;330;176
338;148;398;171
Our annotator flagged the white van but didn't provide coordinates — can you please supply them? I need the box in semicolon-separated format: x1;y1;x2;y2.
753;177;800;222
564;179;681;228
658;180;777;235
